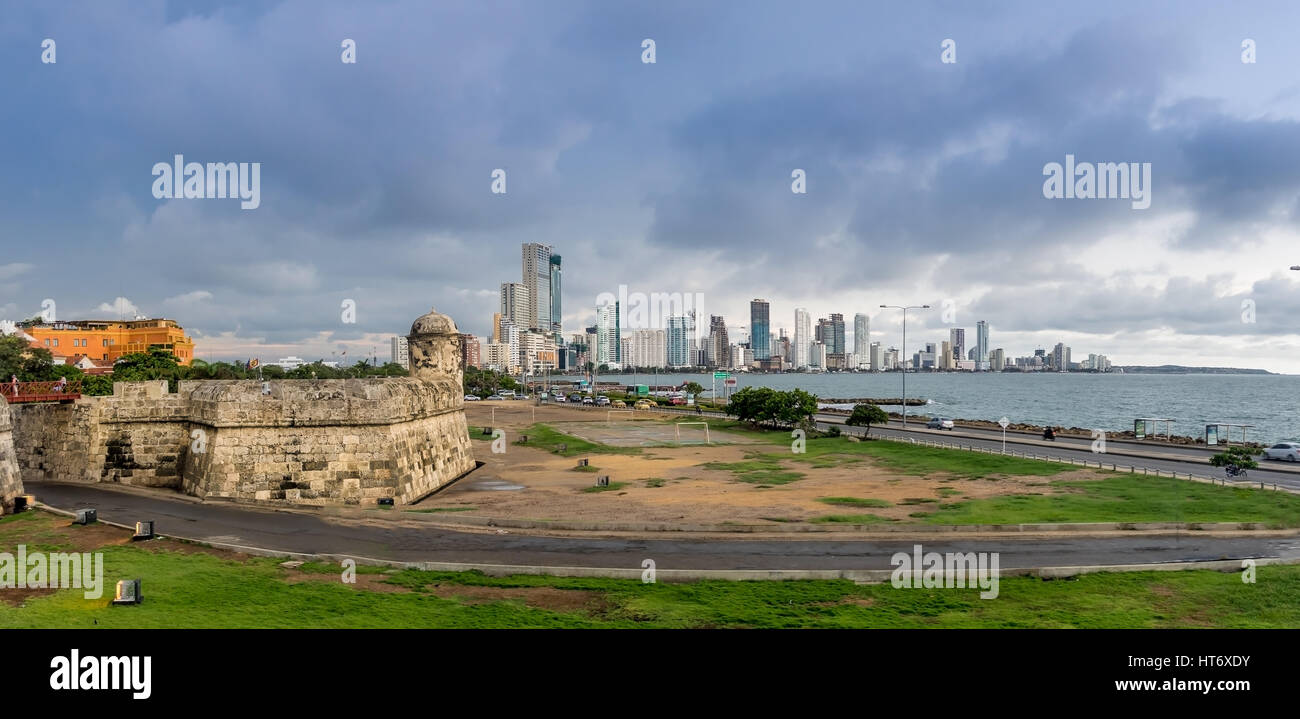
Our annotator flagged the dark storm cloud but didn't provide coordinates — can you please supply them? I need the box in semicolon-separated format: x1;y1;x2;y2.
1;1;1299;366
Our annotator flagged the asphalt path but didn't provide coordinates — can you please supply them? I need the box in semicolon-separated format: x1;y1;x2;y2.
27;482;1300;571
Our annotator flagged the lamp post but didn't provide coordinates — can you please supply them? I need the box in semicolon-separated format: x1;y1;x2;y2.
880;304;930;428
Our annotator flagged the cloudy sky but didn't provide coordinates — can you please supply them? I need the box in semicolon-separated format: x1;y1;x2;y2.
3;1;1300;371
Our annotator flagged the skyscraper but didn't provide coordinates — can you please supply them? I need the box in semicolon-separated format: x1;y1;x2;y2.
595;301;620;366
1052;342;1071;372
750;299;770;360
853;313;870;357
499;282;529;325
548;254;562;334
794;308;811;368
522;243;552;331
667;315;694;367
707;315;729;368
949;328;965;361
975;320;989;370
828;313;845;356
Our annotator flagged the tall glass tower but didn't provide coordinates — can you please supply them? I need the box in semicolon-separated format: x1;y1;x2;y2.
548;254;562;334
750;299;770;360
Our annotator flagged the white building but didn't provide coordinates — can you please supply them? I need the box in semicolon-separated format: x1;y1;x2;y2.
625;329;667;368
390;336;409;370
809;341;826;370
794;308;811;369
853;313;869;358
595;302;620;366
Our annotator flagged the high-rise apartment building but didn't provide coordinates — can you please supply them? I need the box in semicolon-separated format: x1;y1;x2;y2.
975;320;990;370
548;254;562;334
794;308;811;368
522;243;552;331
853;313;869;358
989;347;1005;372
707;315;729;368
667;315;694;367
625;329;667;368
390;335;410;370
749;299;770;360
1052;342;1071;372
595;301;620;366
499;282;530;326
949;328;966;361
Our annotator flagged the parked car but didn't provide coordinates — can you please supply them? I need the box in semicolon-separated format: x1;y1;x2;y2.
1263;442;1300;462
464;394;481;401
595;396;611;406
926;417;954;430
486;395;505;401
581;396;595;405
611;399;627;408
634;399;654;410
670;397;686;406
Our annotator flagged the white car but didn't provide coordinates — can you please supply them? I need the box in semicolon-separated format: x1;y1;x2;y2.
1263;442;1300;462
926;417;954;430
463;394;481;401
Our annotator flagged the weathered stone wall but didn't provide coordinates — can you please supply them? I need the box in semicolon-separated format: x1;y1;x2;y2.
180;377;474;505
0;401;22;514
8;308;476;507
10;402;98;484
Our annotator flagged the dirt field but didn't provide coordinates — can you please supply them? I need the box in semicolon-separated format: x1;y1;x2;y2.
438;404;1098;525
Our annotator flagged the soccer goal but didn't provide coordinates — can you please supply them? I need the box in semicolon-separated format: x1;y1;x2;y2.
674;421;712;444
606;409;636;425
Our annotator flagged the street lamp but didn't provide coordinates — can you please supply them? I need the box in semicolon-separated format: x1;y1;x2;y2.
880;304;930;428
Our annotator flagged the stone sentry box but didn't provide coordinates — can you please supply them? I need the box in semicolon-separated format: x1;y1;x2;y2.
10;308;476;507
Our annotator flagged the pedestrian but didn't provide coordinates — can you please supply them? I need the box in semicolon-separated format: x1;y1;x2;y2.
9;374;16;397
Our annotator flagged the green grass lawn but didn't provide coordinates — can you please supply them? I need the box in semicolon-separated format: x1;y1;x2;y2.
1;512;1296;628
927;476;1300;527
518;424;643;457
819;497;893;508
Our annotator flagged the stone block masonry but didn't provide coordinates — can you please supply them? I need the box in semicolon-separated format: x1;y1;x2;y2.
0;400;21;514
8;308;476;508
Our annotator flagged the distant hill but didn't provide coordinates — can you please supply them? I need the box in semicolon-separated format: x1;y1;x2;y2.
1115;365;1274;375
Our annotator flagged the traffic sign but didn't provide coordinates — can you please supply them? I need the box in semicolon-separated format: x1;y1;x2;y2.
724;378;737;386
998;416;1009;428
713;371;730;379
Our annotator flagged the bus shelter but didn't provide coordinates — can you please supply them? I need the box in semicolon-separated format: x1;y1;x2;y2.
1204;423;1255;446
1133;418;1174;440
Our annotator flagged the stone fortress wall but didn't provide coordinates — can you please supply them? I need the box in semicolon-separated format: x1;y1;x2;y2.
0;401;21;514
6;309;476;507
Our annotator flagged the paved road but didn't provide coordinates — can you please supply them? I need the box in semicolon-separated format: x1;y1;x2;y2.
27;483;1300;570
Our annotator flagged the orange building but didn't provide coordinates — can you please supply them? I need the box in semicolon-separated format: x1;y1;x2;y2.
25;319;196;366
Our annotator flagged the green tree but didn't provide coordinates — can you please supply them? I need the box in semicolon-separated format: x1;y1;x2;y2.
111;349;181;382
845;403;889;434
1209;446;1259;471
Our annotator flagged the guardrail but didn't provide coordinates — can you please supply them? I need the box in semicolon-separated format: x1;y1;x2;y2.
0;380;82;403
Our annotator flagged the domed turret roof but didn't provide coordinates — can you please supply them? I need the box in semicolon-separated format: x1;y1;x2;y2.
410;308;458;336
